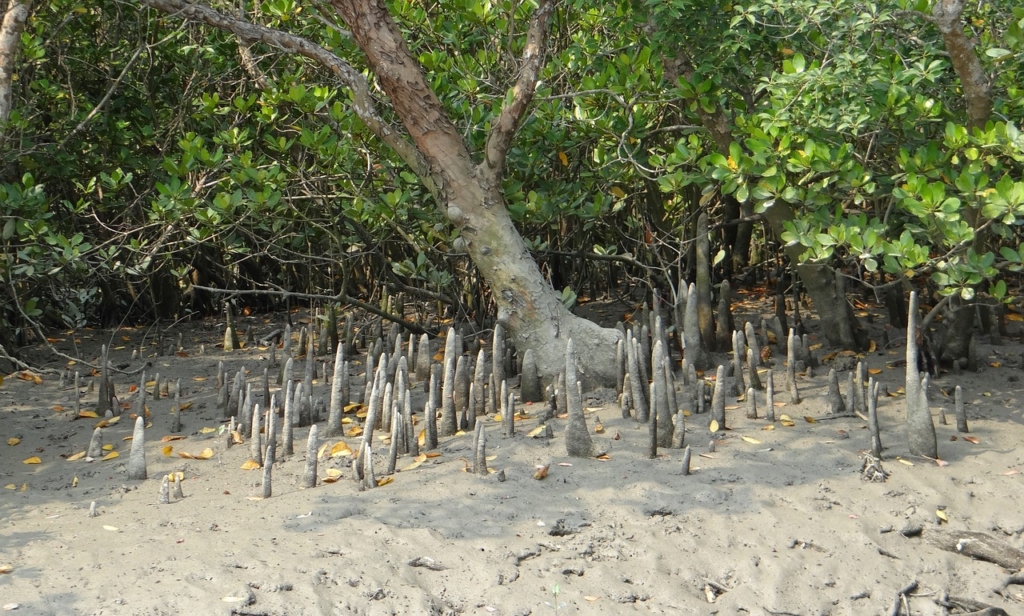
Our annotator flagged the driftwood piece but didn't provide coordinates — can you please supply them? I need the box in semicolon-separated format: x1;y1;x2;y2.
926;529;1024;571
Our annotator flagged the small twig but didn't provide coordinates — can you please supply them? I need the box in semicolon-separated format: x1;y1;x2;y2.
890;580;919;616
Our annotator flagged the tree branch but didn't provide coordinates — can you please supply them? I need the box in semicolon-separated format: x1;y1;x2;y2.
137;0;437;197
930;0;991;130
480;0;554;183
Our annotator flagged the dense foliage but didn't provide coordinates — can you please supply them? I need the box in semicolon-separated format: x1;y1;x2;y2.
1;0;1022;352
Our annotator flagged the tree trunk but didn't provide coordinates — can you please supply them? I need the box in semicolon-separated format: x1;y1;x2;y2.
143;0;622;388
0;0;31;147
928;0;991;362
761;200;865;350
329;0;620;388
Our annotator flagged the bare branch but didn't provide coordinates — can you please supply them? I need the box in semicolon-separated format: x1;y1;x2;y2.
480;0;555;183
138;0;436;195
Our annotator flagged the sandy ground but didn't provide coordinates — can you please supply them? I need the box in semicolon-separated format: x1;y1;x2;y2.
1;301;1023;616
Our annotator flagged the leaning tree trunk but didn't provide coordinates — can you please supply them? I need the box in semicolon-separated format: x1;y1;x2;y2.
142;0;622;388
332;0;620;388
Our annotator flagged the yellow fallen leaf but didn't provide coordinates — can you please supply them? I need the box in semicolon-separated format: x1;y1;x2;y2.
867;340;877;353
779;414;793;422
331;441;353;457
594;422;604;434
533;463;550;480
102;444;114;451
192;376;208;381
7;437;20;446
425;452;441;458
103;525;119;531
741;436;761;444
240;459;261;470
989;362;1001;368
72;476;78;487
344;403;361;413
321;475;339;484
19;483;26;491
3;484;15;490
804;416;816;424
161;445;174;456
709;419;719;433
346;426;363;437
762;425;775;431
0;564;13;573
683;410;692;416
195;448;214;460
178;452;194;459
418;428;426;446
400;458;424;472
584;595;599;601
780;419;796;427
100;451;119;461
376;476;393;487
178;402;193;411
78;410;99;418
199;427;216;434
66;451;86;461
492;413;502;421
897;458;914;466
325;468;343;478
231;431;244;444
454;430;466;436
936;510;948;522
169;471;184;482
161;435;185;442
122;435;133;441
595;454;612;461
809;343;823;351
868;368;883;375
22;456;41;464
983;392;991;397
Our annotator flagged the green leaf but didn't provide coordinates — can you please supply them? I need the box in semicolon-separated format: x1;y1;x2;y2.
985;48;1011;59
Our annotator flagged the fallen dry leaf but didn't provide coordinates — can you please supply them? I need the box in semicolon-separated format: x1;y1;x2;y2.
963;436;980;444
77;410;99;418
160;435;185;443
100;451;119;461
161;445;173;457
804;416;816;424
868;368;883;375
709;419;720;433
741;436;761;444
376;476;393;487
6;438;19;446
240;459;261;470
533;464;550;480
526;426;545;438
0;564;13;574
330;441;353;457
66;451;86;461
22;456;41;464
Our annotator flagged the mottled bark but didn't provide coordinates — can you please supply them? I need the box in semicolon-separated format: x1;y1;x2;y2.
0;0;31;147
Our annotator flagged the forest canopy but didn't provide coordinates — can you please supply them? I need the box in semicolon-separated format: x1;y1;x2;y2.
0;0;1022;376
